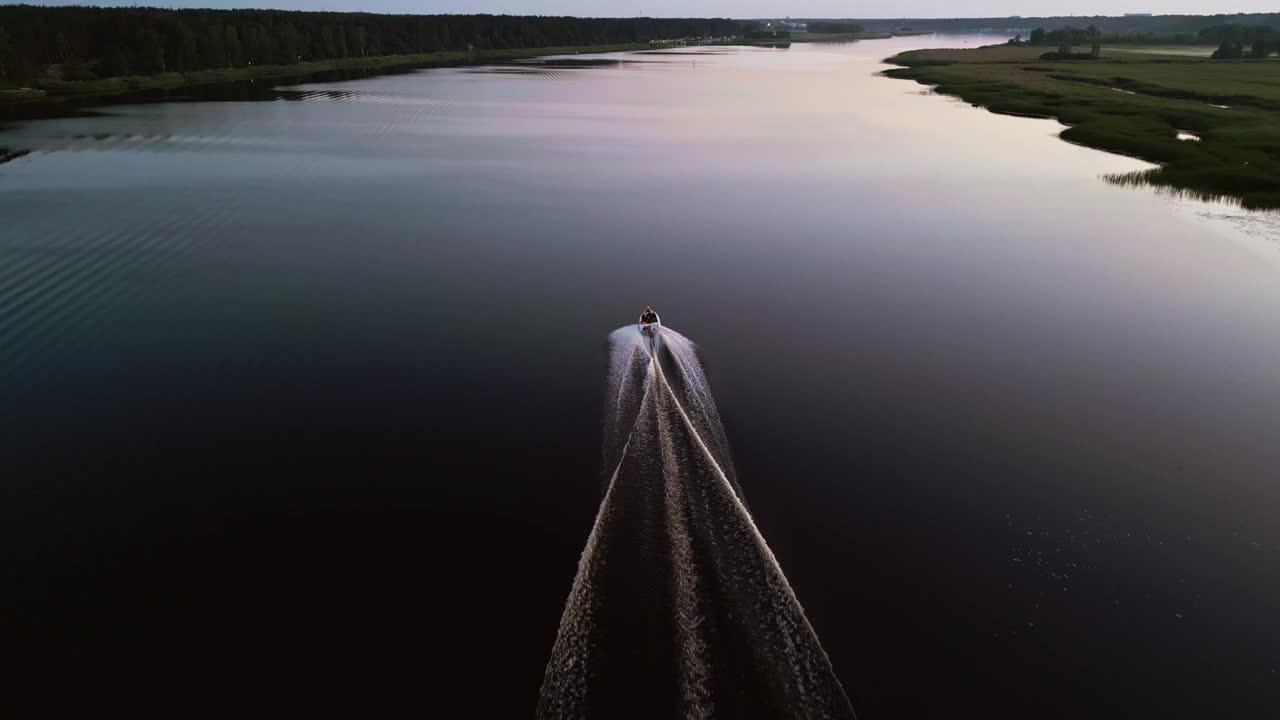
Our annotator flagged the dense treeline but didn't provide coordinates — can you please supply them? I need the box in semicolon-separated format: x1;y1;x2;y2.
806;22;865;35
0;5;739;85
1021;23;1278;47
743;30;791;41
1199;23;1276;44
1013;22;1279;59
1009;26;1104;58
1203;25;1280;58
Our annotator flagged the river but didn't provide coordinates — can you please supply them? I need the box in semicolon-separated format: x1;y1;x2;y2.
3;34;1279;718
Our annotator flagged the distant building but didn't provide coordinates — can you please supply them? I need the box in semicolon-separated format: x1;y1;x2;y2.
1124;13;1153;17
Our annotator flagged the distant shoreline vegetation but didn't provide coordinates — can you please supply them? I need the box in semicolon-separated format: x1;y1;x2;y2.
885;43;1280;209
849;12;1280;35
0;43;656;108
0;6;739;103
806;22;865;35
1004;23;1279;60
738;19;920;46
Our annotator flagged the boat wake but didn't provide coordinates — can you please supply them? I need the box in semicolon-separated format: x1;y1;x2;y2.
538;325;856;719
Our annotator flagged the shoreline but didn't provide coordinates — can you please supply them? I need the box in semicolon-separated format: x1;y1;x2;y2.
0;34;925;116
739;30;930;45
882;45;1280;209
0;42;653;110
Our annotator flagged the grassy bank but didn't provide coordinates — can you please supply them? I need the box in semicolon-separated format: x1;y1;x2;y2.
885;45;1280;209
1;87;48;100
4;43;651;105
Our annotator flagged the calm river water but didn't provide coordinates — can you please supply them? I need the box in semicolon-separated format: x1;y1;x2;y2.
4;35;1279;718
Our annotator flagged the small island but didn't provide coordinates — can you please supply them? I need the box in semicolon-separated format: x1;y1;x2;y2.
885;24;1280;209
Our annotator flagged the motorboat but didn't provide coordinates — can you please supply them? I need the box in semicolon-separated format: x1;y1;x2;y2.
638;306;661;337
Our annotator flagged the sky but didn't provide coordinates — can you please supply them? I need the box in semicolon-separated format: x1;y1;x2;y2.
14;1;1280;17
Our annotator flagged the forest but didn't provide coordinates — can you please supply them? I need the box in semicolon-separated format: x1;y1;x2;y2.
805;22;866;35
1014;22;1279;59
0;5;740;85
1202;24;1280;58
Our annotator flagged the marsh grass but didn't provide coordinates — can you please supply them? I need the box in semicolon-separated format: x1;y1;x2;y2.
1106;168;1280;210
886;46;1280;208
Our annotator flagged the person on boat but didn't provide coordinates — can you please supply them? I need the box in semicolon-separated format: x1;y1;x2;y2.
640;307;658;325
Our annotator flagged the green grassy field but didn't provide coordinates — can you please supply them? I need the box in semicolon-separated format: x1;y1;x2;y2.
885;45;1280;208
5;43;651;105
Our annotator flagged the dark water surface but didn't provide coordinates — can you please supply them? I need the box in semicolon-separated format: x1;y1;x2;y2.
4;36;1280;717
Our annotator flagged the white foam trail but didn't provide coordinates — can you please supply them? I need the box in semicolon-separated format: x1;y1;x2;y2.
653;354;836;714
538;361;656;718
659;329;743;498
538;325;856;720
601;326;652;485
656;377;713;719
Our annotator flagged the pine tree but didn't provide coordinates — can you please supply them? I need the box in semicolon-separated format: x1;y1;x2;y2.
0;26;11;81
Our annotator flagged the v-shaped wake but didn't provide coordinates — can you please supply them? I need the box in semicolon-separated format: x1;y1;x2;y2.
538;325;857;720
